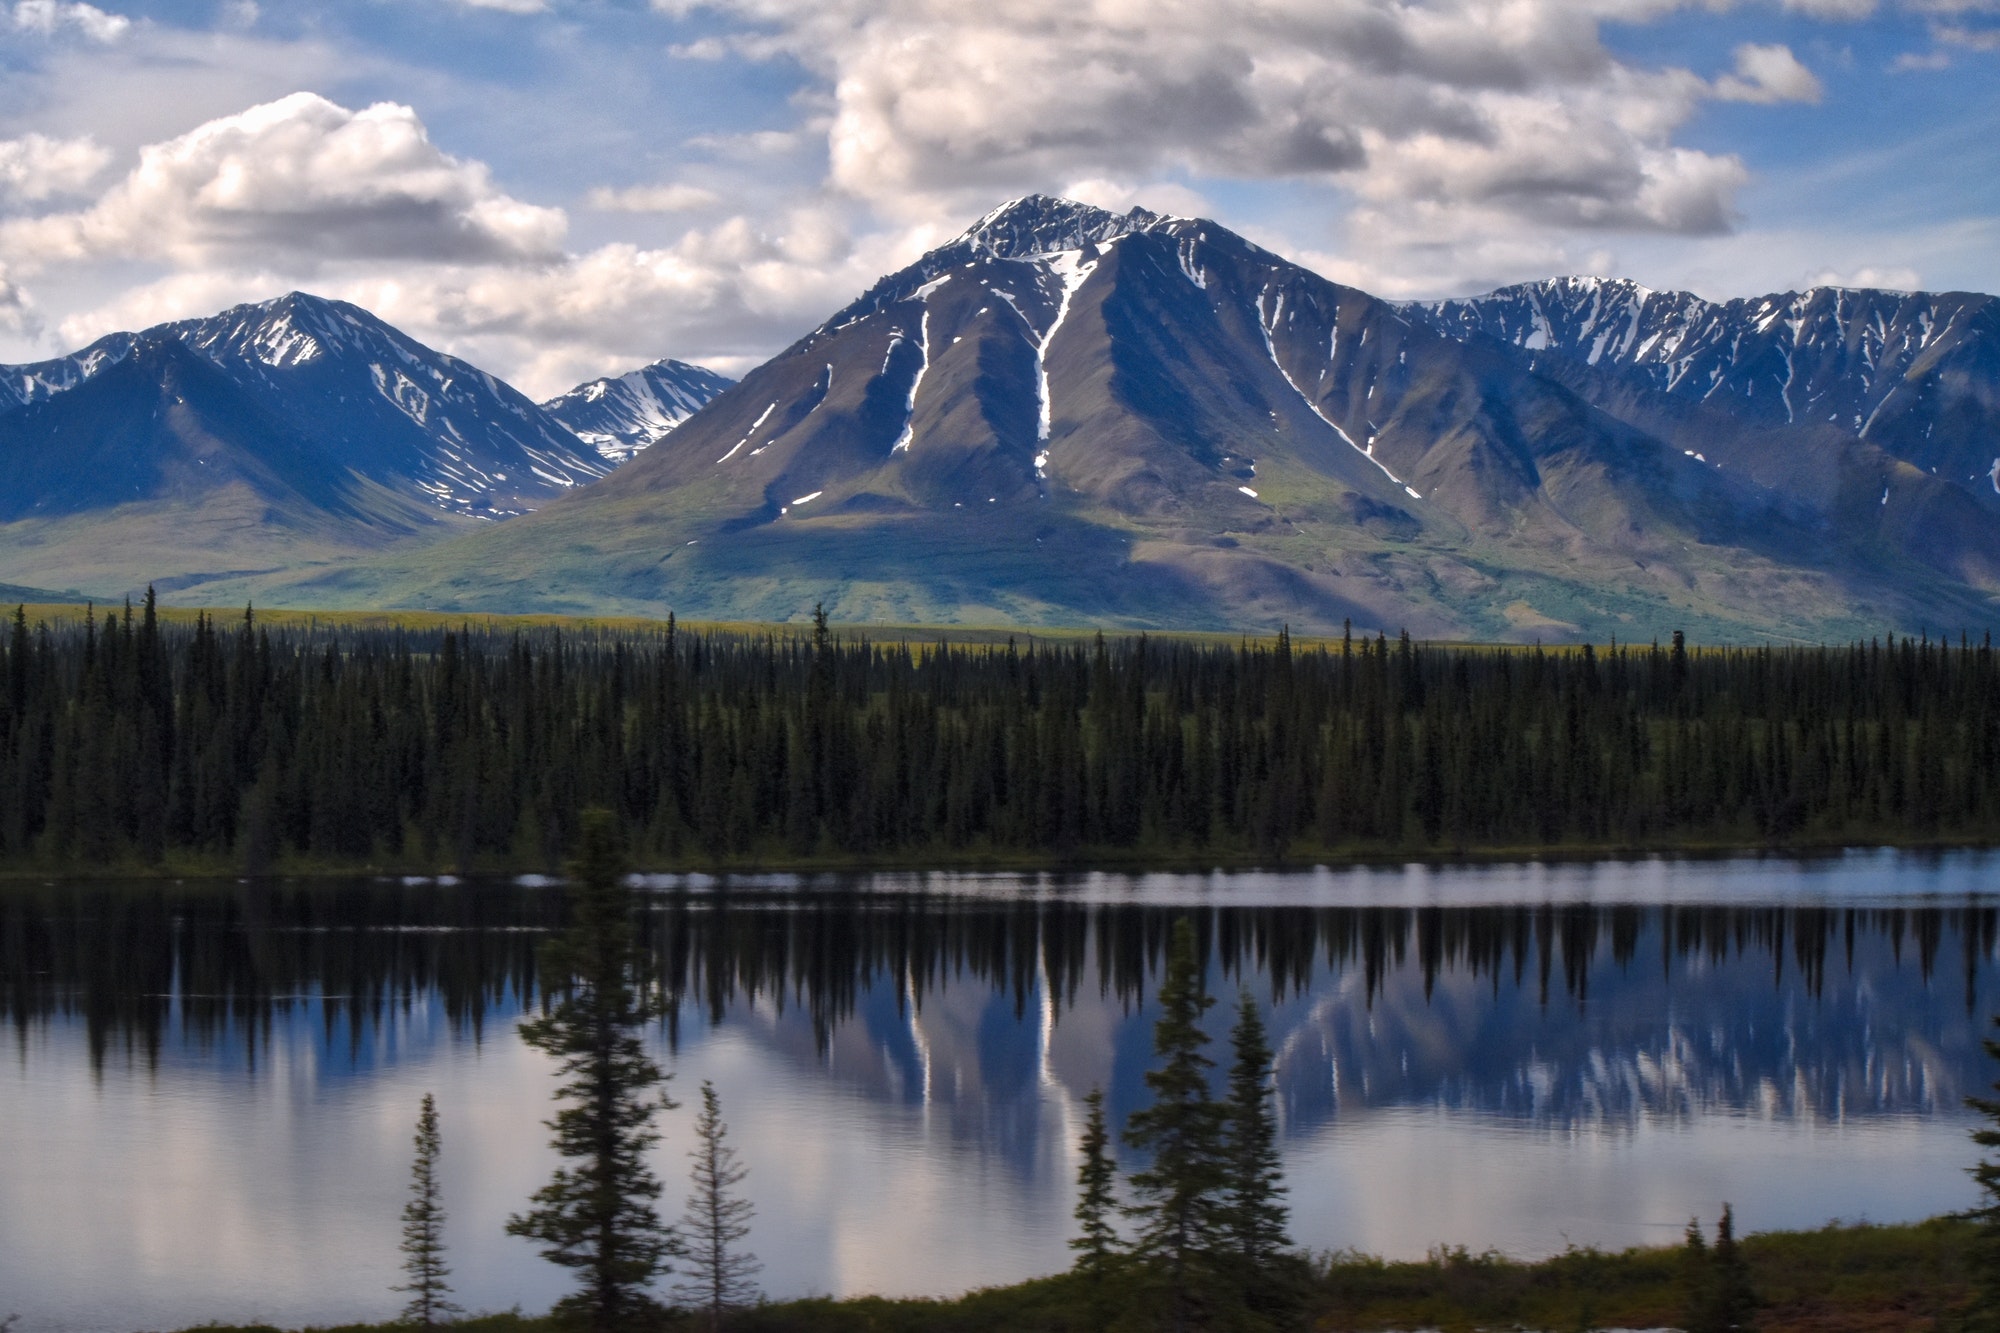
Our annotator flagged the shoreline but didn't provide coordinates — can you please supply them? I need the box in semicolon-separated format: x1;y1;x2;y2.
105;1216;1975;1333
4;833;1998;886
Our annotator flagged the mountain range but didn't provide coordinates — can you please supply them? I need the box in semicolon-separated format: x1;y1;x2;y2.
0;293;727;597
4;196;1997;640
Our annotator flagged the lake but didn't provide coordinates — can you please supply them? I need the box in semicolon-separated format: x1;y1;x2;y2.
4;850;2000;1331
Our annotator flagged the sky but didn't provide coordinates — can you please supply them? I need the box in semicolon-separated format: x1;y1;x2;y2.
0;0;1992;397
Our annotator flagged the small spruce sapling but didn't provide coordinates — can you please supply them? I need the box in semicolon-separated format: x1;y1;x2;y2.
1681;1204;1755;1333
394;1092;461;1327
673;1080;761;1330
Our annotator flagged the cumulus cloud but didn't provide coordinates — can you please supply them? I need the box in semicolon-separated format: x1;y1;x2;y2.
1712;43;1824;102
0;133;110;201
0;92;566;271
37;151;919;395
0;263;40;336
10;0;129;41
655;0;1772;248
587;182;721;212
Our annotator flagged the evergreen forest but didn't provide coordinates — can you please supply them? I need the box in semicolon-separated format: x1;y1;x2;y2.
6;595;2000;872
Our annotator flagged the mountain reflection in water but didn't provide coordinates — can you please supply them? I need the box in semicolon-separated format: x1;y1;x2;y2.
1;874;1995;1330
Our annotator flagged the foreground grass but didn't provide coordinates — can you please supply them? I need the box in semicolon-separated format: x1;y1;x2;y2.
165;1217;1977;1332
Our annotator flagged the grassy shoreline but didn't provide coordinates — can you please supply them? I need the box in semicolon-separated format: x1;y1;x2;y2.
156;1217;1975;1332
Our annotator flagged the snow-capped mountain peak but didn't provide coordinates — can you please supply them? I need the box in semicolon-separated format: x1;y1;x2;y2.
541;358;735;463
953;195;1164;261
813;194;1186;337
0;289;614;520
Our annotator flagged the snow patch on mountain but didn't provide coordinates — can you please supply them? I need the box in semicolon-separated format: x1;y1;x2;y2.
0;290;615;517
541;358;734;463
1413;278;1999;445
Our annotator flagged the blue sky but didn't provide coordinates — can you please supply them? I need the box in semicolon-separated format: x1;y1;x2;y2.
0;0;1991;395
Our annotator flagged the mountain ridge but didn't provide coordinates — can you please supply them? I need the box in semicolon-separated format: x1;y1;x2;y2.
4;197;1995;639
236;195;1999;640
540;358;736;463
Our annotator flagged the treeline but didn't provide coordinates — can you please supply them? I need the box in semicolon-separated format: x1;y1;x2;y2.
5;595;2000;871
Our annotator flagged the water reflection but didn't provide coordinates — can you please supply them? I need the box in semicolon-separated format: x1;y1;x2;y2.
2;871;1997;1330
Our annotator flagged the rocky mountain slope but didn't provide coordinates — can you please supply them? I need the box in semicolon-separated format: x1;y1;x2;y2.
1416;278;2000;510
0;292;617;595
268;197;2000;639
540;358;735;463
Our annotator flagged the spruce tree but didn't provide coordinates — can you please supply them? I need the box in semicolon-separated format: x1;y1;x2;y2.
394;1092;460;1327
1679;1215;1712;1331
508;810;680;1331
1222;990;1289;1269
1710;1204;1755;1331
1966;1016;2000;1332
1683;1204;1755;1333
1124;917;1227;1332
1072;1089;1121;1280
672;1080;761;1330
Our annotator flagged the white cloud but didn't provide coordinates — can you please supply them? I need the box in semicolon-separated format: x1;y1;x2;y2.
10;1;129;41
587;182;721;212
1807;264;1921;289
630;0;1888;308
656;0;1773;252
0;92;566;271
457;0;549;10
1934;21;2000;45
1889;48;1953;68
1780;0;1876;19
0;263;40;336
1712;43;1824;102
0;132;110;200
37;179;923;396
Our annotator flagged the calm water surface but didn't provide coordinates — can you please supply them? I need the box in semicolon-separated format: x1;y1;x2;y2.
5;851;2000;1331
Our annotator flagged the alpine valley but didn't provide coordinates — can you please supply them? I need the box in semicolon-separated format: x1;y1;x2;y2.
8;196;2000;641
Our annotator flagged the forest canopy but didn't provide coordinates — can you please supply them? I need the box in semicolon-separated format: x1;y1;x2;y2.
3;597;1997;872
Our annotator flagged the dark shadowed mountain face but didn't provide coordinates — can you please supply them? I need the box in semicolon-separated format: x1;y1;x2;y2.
540;359;736;463
308;197;2000;639
0;292;616;598
0;291;611;517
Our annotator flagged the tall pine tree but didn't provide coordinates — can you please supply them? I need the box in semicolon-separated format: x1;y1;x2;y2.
394;1092;460;1328
1124;918;1228;1332
508;810;680;1331
1072;1088;1121;1276
1222;989;1289;1269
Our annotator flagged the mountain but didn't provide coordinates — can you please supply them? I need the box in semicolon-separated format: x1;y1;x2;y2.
266;196;2000;639
540;359;735;463
0;292;612;598
0;580;87;605
1414;278;2000;510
